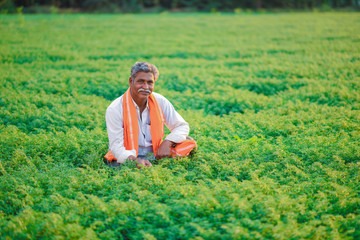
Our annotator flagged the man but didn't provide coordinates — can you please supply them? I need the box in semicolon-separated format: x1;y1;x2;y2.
104;62;196;168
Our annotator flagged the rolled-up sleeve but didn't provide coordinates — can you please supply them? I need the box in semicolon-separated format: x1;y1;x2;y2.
105;99;136;163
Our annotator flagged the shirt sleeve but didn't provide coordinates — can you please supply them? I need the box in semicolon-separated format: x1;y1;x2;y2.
156;94;190;143
105;102;137;163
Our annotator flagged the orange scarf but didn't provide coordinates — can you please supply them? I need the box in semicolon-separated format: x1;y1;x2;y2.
123;88;164;156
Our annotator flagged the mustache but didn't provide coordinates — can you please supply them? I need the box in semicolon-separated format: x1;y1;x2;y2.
138;88;151;94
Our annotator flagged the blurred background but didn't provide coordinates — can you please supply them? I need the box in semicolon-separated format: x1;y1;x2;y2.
1;0;359;13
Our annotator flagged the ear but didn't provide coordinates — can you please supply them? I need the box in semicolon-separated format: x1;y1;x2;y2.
129;77;132;86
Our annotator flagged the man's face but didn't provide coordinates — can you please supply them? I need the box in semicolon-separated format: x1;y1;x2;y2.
129;71;155;102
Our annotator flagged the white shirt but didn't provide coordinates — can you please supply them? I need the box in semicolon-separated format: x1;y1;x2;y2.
105;92;189;163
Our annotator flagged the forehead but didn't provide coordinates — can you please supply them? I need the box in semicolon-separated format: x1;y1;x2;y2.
134;71;155;81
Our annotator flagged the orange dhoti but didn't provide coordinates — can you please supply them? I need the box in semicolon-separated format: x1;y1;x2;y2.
104;138;197;162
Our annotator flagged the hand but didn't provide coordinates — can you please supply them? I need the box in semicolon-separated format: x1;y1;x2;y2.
136;159;152;169
127;155;152;169
156;140;174;160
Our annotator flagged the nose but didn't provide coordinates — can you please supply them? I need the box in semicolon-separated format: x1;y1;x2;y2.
142;81;149;89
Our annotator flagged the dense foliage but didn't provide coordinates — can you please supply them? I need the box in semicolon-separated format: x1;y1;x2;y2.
1;13;360;239
1;0;359;13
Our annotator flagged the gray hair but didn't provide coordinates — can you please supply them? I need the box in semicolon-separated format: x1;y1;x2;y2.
130;62;159;81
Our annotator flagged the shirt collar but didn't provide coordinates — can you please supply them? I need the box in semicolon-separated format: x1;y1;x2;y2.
130;95;149;110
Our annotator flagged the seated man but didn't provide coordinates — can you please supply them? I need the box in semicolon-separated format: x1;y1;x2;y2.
104;62;196;168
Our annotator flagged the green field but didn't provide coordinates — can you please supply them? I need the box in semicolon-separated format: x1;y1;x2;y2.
1;12;360;239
